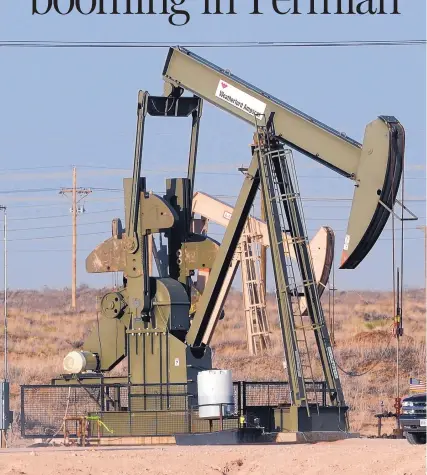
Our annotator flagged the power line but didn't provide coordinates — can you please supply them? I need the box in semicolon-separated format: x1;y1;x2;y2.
2;198;424;210
6;249;93;253
86;173;426;180
0;165;70;173
0;166;424;183
5;236;424;251
0;161;423;173
5;208;121;221
9;230;107;242
1;181;425;197
0;188;59;195
7;220;112;233
4;229;424;243
0;201;114;210
2;197;123;206
0;187;124;195
1;201;424;232
1;189;424;203
72;165;427;180
1;40;425;49
0;204;424;227
206;229;424;238
209;195;427;202
46;189;426;203
4;220;425;234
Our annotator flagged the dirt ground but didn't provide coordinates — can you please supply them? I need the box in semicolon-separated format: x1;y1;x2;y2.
0;439;425;475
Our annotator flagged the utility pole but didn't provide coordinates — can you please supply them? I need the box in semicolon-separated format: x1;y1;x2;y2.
417;226;427;291
60;167;92;309
0;206;8;448
0;207;7;382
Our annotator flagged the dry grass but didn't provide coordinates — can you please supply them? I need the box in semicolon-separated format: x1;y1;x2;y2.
0;285;425;441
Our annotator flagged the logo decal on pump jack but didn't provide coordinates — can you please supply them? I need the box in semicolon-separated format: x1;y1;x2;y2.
215;79;267;118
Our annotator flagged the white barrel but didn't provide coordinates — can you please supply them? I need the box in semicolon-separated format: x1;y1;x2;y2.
63;351;98;374
197;370;234;419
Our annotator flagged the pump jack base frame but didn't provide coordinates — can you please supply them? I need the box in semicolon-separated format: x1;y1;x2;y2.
21;380;353;443
52;430;360;447
175;429;360;446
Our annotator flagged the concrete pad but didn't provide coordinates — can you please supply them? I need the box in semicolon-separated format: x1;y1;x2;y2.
98;436;176;446
273;431;360;443
50;431;358;447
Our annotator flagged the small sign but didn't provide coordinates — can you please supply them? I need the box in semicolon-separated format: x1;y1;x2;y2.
343;234;351;251
223;211;232;220
130;298;141;309
174;358;180;367
215;79;266;118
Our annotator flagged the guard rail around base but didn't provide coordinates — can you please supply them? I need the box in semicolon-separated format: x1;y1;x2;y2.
20;380;328;438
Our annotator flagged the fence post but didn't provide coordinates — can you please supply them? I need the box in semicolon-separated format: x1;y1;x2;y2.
237;382;241;417
100;383;105;412
322;382;326;407
20;386;25;438
188;405;192;434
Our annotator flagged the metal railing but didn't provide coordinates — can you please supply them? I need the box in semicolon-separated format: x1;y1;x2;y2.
241;381;327;409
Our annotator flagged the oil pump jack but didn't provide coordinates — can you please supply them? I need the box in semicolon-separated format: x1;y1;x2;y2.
44;47;403;437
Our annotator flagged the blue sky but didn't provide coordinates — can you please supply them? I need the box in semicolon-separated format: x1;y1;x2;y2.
0;1;425;292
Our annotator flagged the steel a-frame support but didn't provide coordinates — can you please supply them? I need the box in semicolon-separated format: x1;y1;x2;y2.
189;119;345;411
255;122;345;409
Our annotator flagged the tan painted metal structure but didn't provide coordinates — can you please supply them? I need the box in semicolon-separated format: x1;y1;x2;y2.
191;191;334;348
239;217;271;355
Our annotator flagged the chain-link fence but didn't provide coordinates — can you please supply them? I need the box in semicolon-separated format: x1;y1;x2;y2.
21;380;328;438
242;381;327;408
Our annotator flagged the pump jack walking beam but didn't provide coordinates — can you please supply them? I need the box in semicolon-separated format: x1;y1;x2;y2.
163;47;404;270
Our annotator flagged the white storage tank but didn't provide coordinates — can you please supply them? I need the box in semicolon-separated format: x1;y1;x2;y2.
63;351;98;374
197;369;235;419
